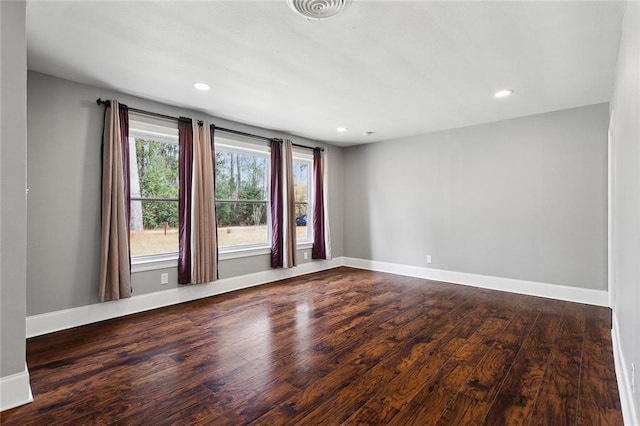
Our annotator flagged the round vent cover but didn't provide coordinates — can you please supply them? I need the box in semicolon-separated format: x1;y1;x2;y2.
286;0;349;20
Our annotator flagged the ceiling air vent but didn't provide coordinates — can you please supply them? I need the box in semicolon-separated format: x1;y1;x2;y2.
286;0;349;20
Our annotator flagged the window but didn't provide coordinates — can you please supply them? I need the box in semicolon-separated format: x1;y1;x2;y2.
128;118;180;259
215;140;270;249
293;154;313;242
128;124;314;262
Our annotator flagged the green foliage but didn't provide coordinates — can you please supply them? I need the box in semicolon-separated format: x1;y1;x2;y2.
141;201;177;229
135;139;179;229
133;142;311;230
215;150;268;227
293;162;308;217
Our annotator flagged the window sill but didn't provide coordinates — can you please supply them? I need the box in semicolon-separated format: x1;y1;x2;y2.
131;255;178;273
131;242;315;273
218;246;271;261
298;241;313;250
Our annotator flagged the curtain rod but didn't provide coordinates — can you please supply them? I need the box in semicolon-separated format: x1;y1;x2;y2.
96;98;323;152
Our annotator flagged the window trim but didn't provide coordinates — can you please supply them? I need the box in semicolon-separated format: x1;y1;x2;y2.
128;118;180;262
130;242;314;273
215;140;271;252
128;127;318;270
131;254;178;273
129;116;179;145
292;151;313;244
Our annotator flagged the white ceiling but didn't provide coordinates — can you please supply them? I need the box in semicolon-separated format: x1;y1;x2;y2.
26;1;625;147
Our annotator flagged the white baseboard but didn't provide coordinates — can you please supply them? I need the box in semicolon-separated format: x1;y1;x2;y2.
343;257;608;307
612;314;639;426
26;256;609;339
0;365;33;412
26;257;345;338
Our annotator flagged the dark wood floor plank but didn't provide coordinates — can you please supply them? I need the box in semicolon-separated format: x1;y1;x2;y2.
382;359;457;425
293;298;483;424
576;400;624;426
483;311;562;425
83;384;214;425
385;308;515;425
454;311;539;402
438;311;516;395
355;304;491;419
576;312;623;425
579;317;621;408
0;267;622;425
529;309;585;426
253;291;476;424
435;392;490;426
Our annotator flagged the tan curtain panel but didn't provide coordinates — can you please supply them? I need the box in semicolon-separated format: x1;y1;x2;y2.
282;139;297;268
99;100;132;302
190;121;217;283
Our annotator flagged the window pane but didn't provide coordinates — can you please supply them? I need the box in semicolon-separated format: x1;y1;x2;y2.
130;200;178;257
295;202;309;241
132;139;179;199
293;161;308;203
216;202;268;247
215;150;268;201
294;159;311;242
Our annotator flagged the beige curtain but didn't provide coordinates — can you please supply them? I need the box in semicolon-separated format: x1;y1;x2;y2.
99;100;132;302
191;121;217;283
282;139;297;267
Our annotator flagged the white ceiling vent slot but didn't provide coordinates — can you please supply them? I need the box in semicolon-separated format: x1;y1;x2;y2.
286;0;349;20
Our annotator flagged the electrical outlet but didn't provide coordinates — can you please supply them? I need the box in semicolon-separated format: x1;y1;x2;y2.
303;251;309;260
426;255;432;264
632;363;636;394
160;273;169;285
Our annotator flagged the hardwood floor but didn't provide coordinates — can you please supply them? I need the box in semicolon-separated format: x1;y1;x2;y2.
1;267;622;425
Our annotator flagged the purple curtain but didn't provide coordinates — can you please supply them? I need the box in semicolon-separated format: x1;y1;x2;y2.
312;148;327;259
119;106;131;232
270;140;284;268
98;100;132;302
178;118;193;284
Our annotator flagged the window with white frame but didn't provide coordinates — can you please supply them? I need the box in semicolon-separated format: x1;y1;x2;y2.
293;152;313;242
215;139;270;250
128;122;315;261
128;117;180;259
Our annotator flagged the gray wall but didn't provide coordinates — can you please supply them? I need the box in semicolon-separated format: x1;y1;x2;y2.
1;0;28;377
344;103;608;290
610;1;640;417
26;71;343;315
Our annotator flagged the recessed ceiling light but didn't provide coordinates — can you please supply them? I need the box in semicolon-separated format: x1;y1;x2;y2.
494;89;514;98
193;82;211;91
336;127;348;132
